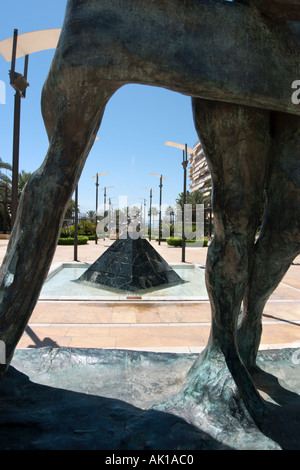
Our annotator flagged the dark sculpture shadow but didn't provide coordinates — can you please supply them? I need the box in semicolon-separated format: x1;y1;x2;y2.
0;366;230;450
25;326;60;349
249;365;300;450
258;388;300;450
253;367;300;407
262;313;300;328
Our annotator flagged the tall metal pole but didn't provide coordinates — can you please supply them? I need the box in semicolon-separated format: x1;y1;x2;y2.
108;196;117;239
150;173;166;244
143;187;154;241
95;174;99;244
103;186;107;239
109;197;113;237
11;91;21;228
10;29;29;229
164;141;193;261
159;175;163;245
23;55;29;98
93;172;109;243
101;185;114;239
74;185;78;261
181;144;188;262
10;30;20;229
104;187;107;215
149;189;152;241
143;198;146;237
139;198;147;237
10;29;18;79
0;185;10;234
4;185;8;234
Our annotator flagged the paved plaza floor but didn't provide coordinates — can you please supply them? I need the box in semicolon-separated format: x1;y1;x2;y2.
0;237;299;354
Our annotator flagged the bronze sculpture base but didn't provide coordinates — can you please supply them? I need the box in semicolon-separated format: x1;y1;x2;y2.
0;347;298;450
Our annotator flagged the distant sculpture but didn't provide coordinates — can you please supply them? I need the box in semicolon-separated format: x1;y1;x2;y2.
0;0;300;433
78;235;183;292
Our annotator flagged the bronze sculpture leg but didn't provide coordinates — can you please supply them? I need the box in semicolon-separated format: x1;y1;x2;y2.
0;55;120;377
192;98;270;357
238;111;300;370
187;97;270;417
190;98;300;398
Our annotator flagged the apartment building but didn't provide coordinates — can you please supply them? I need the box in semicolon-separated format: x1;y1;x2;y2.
188;141;211;198
188;141;213;236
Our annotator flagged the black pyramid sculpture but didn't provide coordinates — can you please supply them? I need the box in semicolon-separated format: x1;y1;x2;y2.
78;235;183;293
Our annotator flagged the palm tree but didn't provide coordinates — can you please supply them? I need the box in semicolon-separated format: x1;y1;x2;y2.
175;189;211;236
148;206;159;237
86;210;96;221
0;157;12;187
18;170;31;192
176;189;209;208
0;158;12;232
0;160;35;232
64;199;78;221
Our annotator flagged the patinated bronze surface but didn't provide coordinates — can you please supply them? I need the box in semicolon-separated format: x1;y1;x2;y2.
0;0;299;439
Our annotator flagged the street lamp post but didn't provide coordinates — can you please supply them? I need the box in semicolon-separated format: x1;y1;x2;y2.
139;197;147;237
0;185;11;234
165;141;193;262
0;28;64;233
102;185;114;239
182;144;188;262
74;184;78;261
109;196;117;238
92;172;109;244
150;173;166;245
143;187;154;241
1;28;61;229
9;29;30;228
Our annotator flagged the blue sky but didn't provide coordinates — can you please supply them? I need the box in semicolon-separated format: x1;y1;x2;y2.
0;0;199;215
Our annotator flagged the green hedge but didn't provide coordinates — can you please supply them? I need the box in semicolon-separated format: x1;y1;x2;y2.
58;236;89;245
60;220;96;239
166;237;209;247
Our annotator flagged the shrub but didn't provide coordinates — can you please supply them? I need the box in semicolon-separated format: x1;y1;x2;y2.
60;221;97;239
166;237;209;247
78;220;96;237
166;237;182;246
60;227;72;238
58;236;88;245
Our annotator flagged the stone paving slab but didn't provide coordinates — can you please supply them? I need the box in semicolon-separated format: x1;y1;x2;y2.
0;239;299;353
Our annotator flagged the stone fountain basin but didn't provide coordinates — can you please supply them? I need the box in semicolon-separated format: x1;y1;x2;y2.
40;263;208;301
